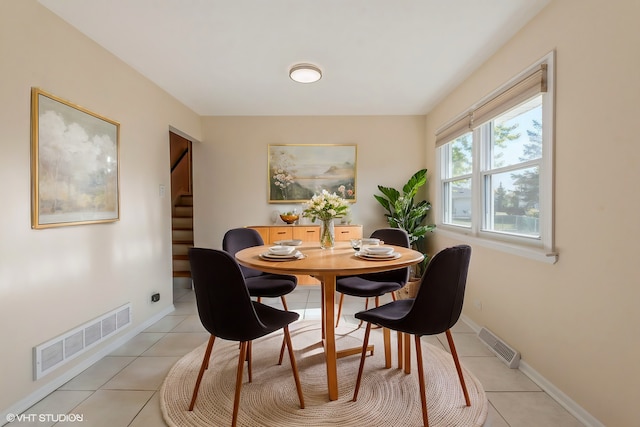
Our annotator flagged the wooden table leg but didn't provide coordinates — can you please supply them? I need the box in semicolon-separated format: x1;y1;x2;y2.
322;274;338;401
320;279;325;340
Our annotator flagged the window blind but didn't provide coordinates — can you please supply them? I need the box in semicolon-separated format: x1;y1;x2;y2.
435;112;472;147
435;63;547;146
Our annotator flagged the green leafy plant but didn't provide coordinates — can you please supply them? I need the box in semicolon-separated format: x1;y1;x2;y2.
374;168;435;277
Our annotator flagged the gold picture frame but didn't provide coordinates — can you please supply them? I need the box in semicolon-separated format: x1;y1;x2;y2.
31;88;120;228
268;144;357;203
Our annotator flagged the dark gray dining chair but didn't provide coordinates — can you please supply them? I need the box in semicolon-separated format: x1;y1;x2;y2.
335;228;410;327
352;245;472;427
188;248;304;427
223;227;298;363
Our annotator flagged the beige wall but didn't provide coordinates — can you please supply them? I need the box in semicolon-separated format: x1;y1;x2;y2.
425;1;639;426
195;116;427;249
0;0;201;413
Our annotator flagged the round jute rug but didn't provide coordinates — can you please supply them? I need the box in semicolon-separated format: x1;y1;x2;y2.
160;321;488;427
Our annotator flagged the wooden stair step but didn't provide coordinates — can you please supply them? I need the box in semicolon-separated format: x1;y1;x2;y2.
173;270;192;278
173;254;189;260
173;239;194;245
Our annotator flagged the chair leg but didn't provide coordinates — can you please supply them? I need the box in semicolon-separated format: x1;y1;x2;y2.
246;341;253;383
283;326;305;409
189;334;216;411
278;296;290;365
383;327;391;368
357;298;370;329
404;332;411;374
397;331;403;369
352;322;372;402
232;342;248;427
414;335;430;427
445;329;471;406
335;293;344;327
203;335;215;371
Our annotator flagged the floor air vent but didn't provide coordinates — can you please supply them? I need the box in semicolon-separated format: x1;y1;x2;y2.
34;303;131;379
478;327;520;368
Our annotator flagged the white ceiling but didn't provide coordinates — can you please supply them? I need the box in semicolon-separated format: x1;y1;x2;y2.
39;0;550;116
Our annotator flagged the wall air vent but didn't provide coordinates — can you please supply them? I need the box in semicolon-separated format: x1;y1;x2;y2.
478;327;521;368
33;303;131;380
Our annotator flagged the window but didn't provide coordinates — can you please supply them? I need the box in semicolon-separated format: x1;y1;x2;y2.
436;53;556;263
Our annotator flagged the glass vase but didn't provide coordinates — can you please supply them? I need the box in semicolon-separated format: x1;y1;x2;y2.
320;218;335;249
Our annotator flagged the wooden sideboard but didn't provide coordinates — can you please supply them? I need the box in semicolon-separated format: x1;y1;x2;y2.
247;224;363;285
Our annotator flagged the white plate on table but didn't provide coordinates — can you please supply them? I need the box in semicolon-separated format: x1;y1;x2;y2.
355;251;401;260
363;246;395;256
268;245;297;255
273;239;303;246
259;251;304;261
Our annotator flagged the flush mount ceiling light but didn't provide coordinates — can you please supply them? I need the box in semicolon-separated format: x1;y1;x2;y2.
289;64;322;83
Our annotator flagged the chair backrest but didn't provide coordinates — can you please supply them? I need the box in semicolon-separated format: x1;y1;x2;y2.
188;247;267;341
361;228;411;284
222;228;265;279
403;245;472;335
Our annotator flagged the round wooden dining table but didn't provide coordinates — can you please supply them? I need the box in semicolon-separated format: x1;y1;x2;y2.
235;241;424;401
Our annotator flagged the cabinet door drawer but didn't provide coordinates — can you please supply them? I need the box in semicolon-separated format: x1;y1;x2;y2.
293;226;320;242
248;226;270;244
335;225;363;241
270;227;293;243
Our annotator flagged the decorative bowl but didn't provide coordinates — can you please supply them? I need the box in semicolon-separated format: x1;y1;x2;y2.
280;214;299;224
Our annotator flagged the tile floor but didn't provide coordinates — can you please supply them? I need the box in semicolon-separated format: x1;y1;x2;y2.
14;283;585;427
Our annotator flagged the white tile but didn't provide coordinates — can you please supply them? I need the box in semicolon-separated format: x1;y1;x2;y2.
175;291;195;303
172;301;197;316
144;315;188;333
13;391;93;427
488;391;585;427
59;356;135;390
482;402;510;427
129;392;168;427
169;315;207;333
54;390;154;427
141;332;209;357
101;357;180;390
285;288;311;302
452;320;476;333
461;356;541;392
108;332;166;356
436;332;495;357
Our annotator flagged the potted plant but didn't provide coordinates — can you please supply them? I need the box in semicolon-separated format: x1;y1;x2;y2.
374;169;435;294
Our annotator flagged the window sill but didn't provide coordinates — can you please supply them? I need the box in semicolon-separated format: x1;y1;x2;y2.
435;228;558;264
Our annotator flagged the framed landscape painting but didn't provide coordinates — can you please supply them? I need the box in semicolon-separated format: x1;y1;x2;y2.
31;88;120;228
268;144;357;203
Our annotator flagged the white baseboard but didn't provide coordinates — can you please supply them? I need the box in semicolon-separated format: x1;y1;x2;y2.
460;314;604;427
0;305;175;426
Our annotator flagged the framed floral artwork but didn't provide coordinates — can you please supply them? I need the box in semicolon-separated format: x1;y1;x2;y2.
31;88;120;228
268;144;357;203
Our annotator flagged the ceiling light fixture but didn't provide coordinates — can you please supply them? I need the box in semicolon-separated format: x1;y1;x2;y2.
289;64;322;83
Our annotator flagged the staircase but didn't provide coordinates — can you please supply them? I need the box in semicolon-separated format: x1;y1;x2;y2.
172;194;193;278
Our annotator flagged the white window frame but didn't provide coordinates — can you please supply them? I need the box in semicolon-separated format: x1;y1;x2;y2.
435;52;557;264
